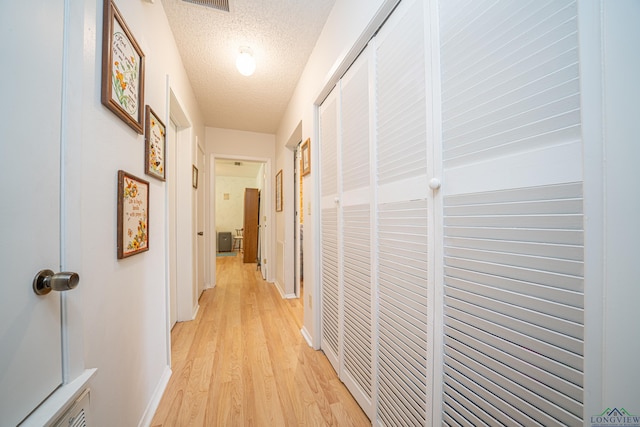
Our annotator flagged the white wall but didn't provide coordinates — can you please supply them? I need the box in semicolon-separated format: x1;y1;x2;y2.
274;0;395;346
65;1;204;425
215;176;257;234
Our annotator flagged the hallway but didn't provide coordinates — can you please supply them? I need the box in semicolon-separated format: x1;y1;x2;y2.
151;254;369;426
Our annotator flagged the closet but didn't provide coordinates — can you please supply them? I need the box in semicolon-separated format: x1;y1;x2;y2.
319;0;584;425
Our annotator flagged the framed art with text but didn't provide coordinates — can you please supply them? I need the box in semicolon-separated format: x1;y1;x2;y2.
117;170;149;259
101;0;145;134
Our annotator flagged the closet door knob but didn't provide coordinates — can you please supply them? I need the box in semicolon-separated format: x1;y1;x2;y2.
428;178;441;190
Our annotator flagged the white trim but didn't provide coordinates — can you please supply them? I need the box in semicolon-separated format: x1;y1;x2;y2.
137;366;172;427
314;0;401;105
578;0;604;418
426;0;443;424
163;74;172;368
300;327;313;347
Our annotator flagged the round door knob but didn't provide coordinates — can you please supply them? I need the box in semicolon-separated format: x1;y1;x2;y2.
428;178;441;190
33;269;80;296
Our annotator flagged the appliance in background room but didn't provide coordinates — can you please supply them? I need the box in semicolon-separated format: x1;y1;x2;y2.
217;231;232;252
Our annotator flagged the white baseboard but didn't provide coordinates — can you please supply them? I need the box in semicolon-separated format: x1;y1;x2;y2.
138;365;172;427
300;326;313;347
272;280;297;299
273;279;286;298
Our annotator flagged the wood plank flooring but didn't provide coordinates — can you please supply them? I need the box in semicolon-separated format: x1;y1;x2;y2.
151;253;370;426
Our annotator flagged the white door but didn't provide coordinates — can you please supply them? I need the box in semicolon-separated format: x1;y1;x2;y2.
259;167;267;280
437;1;585;424
0;1;69;425
196;144;206;297
168;120;178;328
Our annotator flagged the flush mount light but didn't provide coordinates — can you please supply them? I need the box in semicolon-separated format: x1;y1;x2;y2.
236;47;256;76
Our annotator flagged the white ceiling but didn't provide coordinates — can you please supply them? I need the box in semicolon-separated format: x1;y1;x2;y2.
161;0;336;134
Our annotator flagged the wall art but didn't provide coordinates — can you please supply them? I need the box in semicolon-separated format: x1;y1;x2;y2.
301;138;311;176
102;0;145;134
117;170;149;258
144;106;166;181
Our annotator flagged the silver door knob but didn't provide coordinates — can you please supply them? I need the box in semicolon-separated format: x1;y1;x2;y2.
33;269;80;295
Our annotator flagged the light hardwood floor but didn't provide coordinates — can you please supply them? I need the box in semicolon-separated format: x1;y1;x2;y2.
151;253;370;426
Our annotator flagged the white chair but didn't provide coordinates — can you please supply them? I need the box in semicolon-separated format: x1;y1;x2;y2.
233;228;244;252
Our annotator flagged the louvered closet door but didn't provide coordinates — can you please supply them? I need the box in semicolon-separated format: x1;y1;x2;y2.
374;0;431;425
319;86;341;371
437;1;585;425
340;46;375;418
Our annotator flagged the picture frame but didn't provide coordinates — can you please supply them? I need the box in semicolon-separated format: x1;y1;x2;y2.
117;170;149;259
192;165;199;189
276;169;283;212
144;106;166;181
101;0;145;134
301;138;311;176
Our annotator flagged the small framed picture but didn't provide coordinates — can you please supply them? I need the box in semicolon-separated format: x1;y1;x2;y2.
117;170;149;259
144;106;166;181
192;165;199;189
276;169;283;212
101;0;145;134
301;138;311;176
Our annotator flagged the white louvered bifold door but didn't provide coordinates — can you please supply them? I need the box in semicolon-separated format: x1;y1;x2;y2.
340;46;375;418
374;0;431;425
437;0;585;425
320;86;341;372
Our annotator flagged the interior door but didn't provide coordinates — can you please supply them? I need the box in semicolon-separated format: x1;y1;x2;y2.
196;144;205;297
259;168;267;279
0;1;66;425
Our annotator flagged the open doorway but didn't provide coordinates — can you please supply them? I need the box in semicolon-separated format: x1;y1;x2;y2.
213;158;267;279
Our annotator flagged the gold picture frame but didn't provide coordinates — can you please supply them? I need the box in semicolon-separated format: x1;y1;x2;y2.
144;106;166;181
192;165;199;189
301;138;311;176
276;169;283;212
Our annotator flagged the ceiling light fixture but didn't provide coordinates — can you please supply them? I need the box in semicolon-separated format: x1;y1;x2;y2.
236;47;256;76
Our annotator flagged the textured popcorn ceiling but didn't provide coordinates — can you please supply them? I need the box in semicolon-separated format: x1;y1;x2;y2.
161;0;336;134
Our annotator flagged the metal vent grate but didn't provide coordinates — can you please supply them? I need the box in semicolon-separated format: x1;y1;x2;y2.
182;0;229;12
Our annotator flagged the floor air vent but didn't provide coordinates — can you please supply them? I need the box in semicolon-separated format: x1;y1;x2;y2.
181;0;229;12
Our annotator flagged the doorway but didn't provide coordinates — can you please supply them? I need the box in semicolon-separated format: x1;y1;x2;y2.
212;157;269;284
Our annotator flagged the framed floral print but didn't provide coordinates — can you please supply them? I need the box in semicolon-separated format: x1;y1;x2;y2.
101;0;145;134
117;170;149;259
301;138;311;176
144;106;166;181
192;165;199;189
276;169;283;212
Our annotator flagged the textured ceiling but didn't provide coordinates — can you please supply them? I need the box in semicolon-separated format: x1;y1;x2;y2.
161;0;336;134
